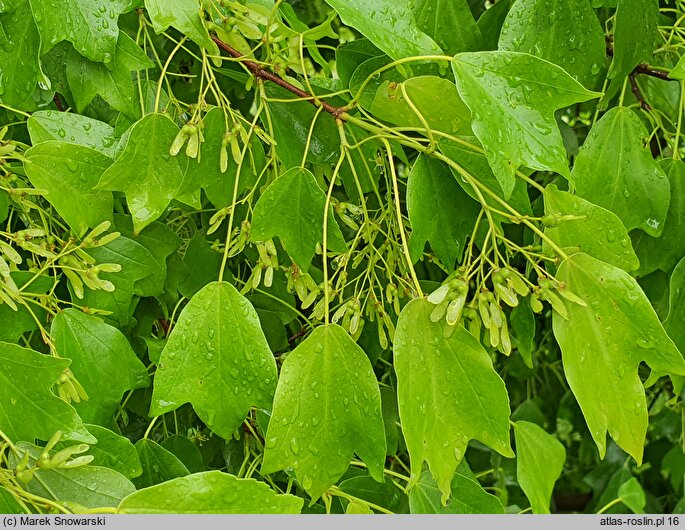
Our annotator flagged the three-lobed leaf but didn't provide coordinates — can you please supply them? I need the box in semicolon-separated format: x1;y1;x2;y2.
553;253;685;463
251;167;347;271
452;51;601;197
150;281;278;439
394;299;513;502
0;342;95;444
262;324;386;501
571;107;670;237
96;113;186;233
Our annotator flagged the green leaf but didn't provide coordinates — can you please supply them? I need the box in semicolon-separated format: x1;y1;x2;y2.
618;477;646;514
452;51;601;197
144;0;218;55
339;475;409;514
150;282;278;439
394;299;513;502
0;191;7;224
571;107;670;237
66;32;153;118
412;0;483;55
133;439;190;488
13;442;134;508
117;471;303;513
178;232;222;298
262;324;386;501
407;154;479;266
665;257;685;355
179;107;265;208
29;0;126;63
77;235;158;325
263;84;341;169
324;0;443;60
670;54;685;81
0;272;51;343
543;184;639;272
604;0;659;103
553;253;685;463
68;424;142;480
251;167;347;271
27;111;118;157
23;142;113;236
160;435;205;473
114;214;182;297
498;0;605;88
96;113;187;233
510;300;536;368
408;466;504;514
0;342;94;444
631;160;685;275
0;487;24;513
51;309;149;426
0;0;41;107
370;76;472;137
514;420;566;514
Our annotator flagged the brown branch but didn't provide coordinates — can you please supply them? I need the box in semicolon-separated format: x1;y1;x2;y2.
629;74;651;111
211;35;347;120
52;94;64;111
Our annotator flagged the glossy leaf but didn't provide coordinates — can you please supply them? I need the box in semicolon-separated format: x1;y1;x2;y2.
51;309;149;426
77;235;158;324
117;471;303;514
29;0;126;63
0;342;94;443
0;0;41;107
324;0;442;60
543;184;639;272
24;142;113;236
605;0;659;102
618;477;646;514
0;487;23;513
631;160;685;275
664;257;685;355
571;107;670;237
498;0;605;87
68;424;142;480
160;436;205;473
150;282;278;439
27;111;118;157
250;167;347;271
514;421;566;514
13;442;135;508
553;253;685;463
262;324;386;501
394;299;513;501
96;113;187;233
339;475;409;514
133;439;189;489
407;154;479;266
263;84;341;169
145;0;218;55
179;107;265;208
452;51;601;197
370;76;472;137
66;32;154;118
408;466;504;514
114;214;181;297
412;0;483;55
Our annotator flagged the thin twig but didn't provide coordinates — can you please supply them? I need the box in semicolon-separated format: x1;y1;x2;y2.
211;35;347;119
629;74;651;110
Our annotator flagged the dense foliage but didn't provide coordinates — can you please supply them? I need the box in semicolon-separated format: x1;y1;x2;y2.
0;0;684;515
